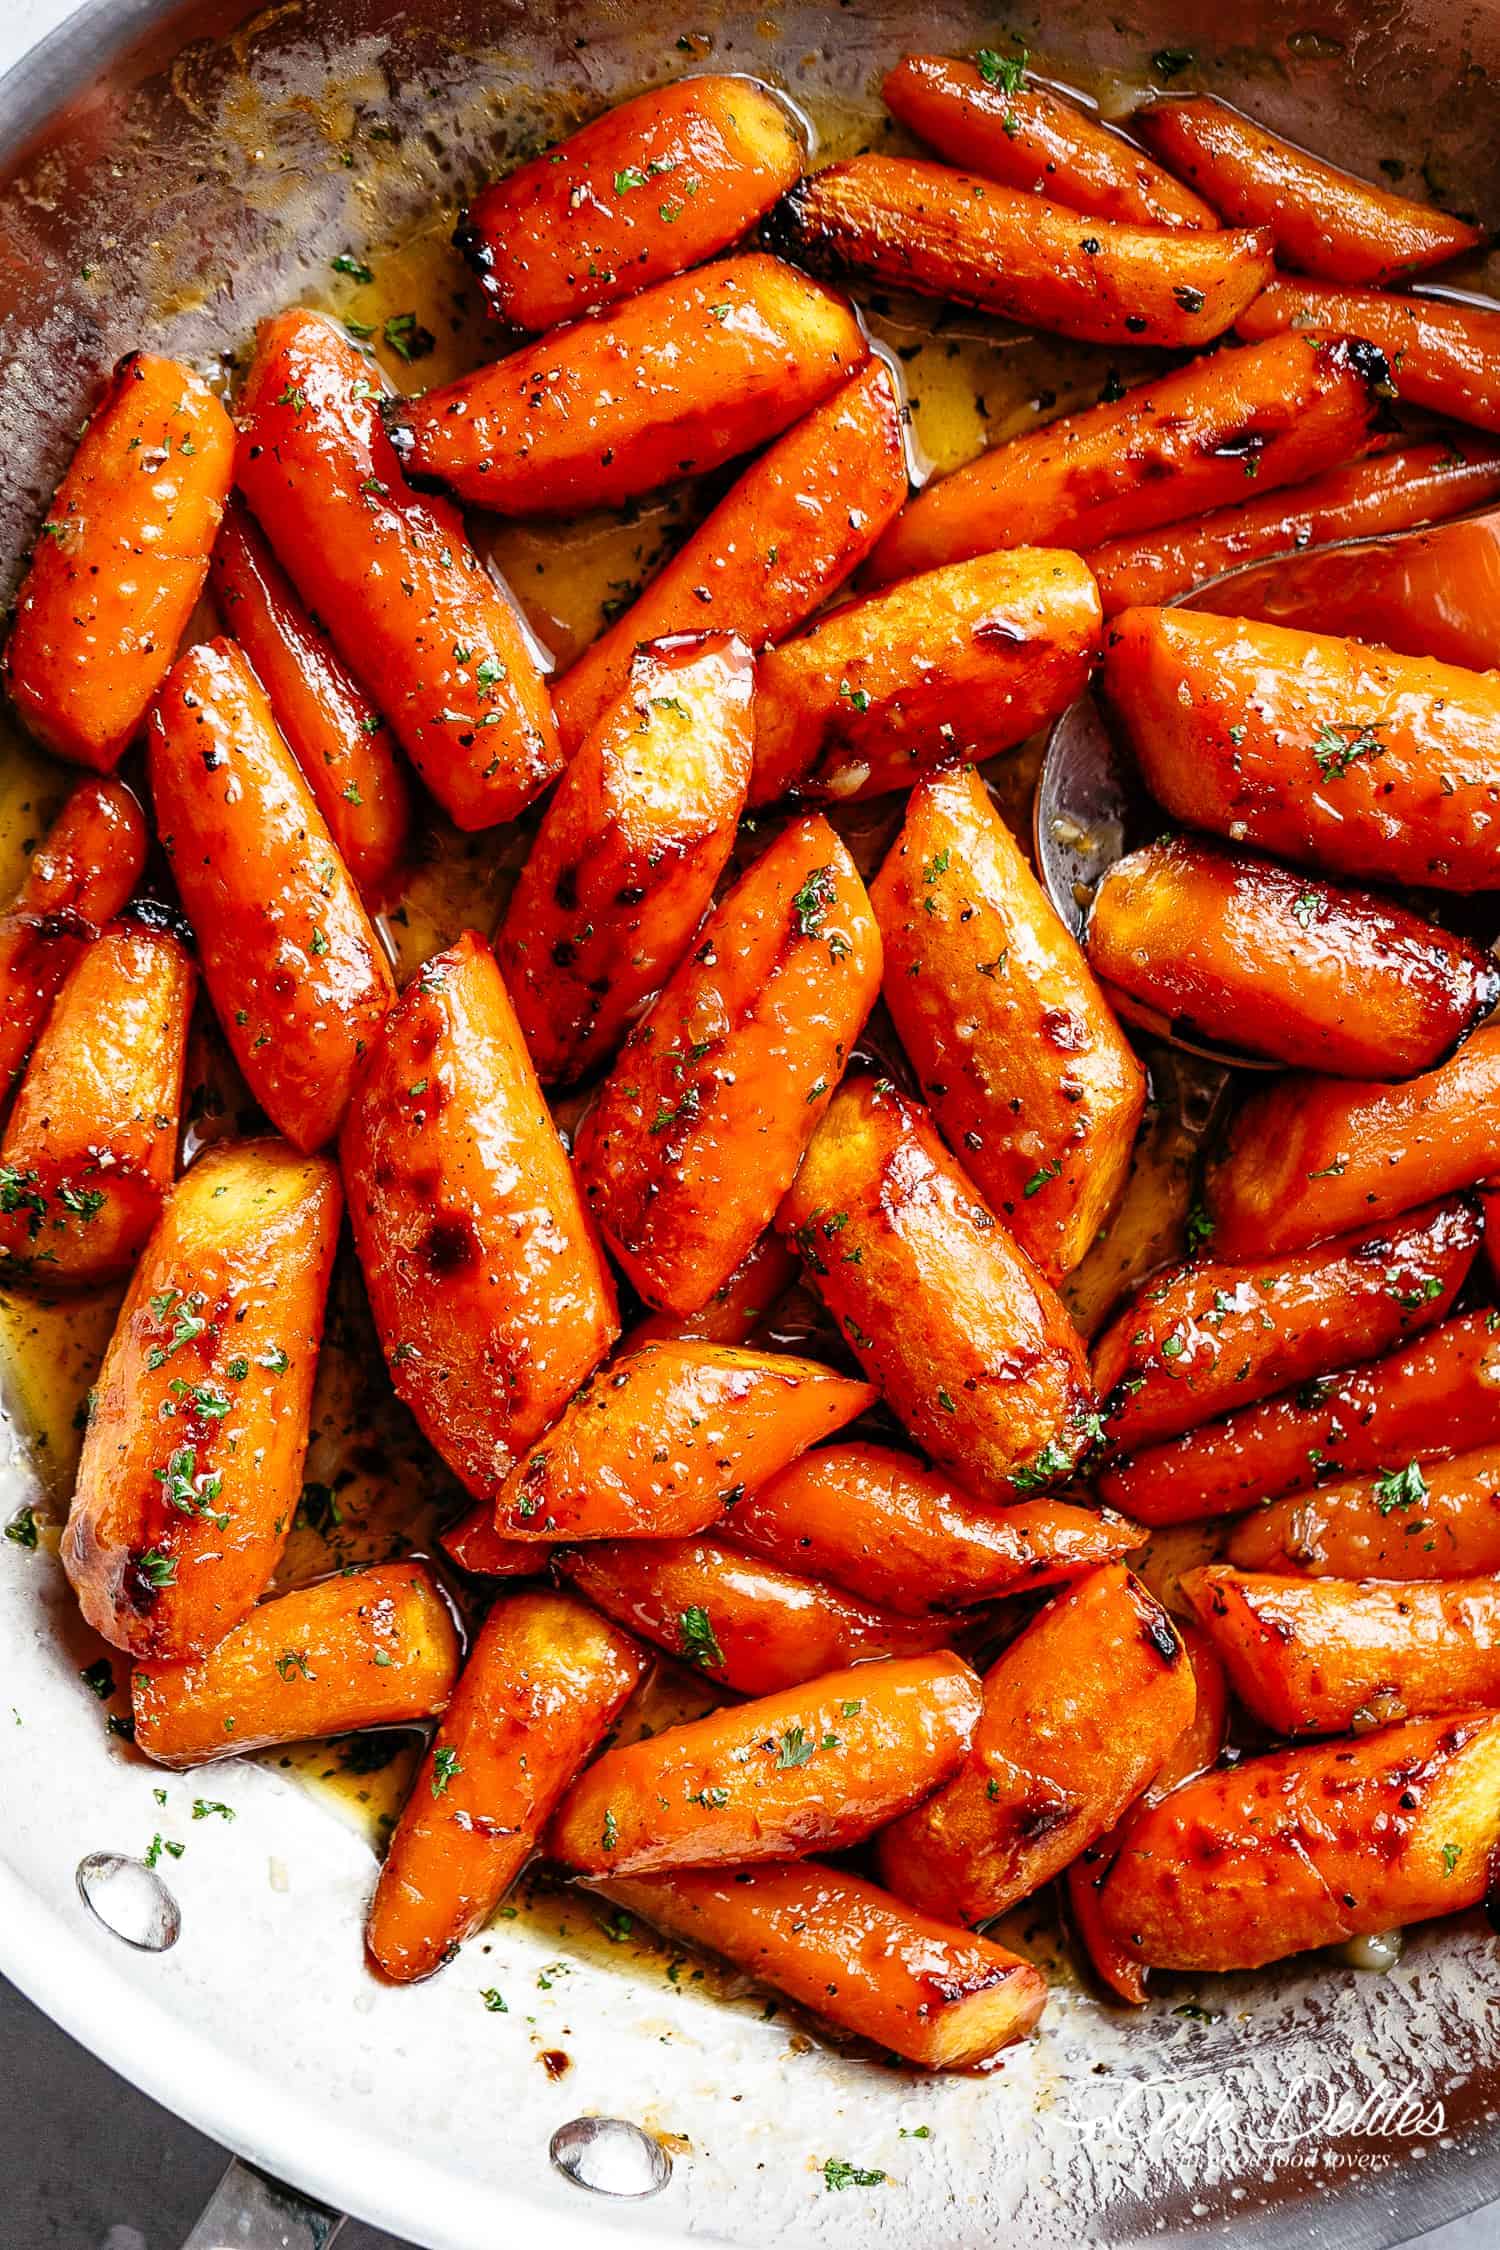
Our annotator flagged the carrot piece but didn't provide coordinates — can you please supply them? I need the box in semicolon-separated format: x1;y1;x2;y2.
209;499;410;900
877;1563;1193;1925
575;815;881;1316
4;353;233;771
236;309;559;832
396;255;866;514
592;1860;1047;2069
779;1076;1097;1504
750;548;1100;804
457;76;804;331
1236;279;1500;434
365;1590;643;1982
494;1340;873;1541
439;1506;547;1579
149;640;395;1153
1226;1445;1500;1579
62;1138;341;1660
553;359;907;755
1095;1711;1500;1973
1136;95;1484;285
871;765;1144;1283
547;1651;980;1876
627;1230;799;1351
340;932;618;1499
883;53;1216;230
865;331;1387;586
495;634;752;1084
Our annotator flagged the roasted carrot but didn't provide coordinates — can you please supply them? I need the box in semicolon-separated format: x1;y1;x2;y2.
750;548;1100;804
1237;279;1500;434
871;765;1144;1282
4;353;233;771
149;639;395;1153
575;815;880;1315
63;1138;341;1660
366;1590;642;1982
767;156;1271;348
553;357;907;755
547;1651;980;1876
779;1075;1097;1504
439;1506;547;1579
1227;1446;1500;1579
627;1230;799;1350
132;1561;460;1767
457;76;804;331
236;309;559;832
340;931;618;1499
495;633;753;1084
396;255;866;514
877;1564;1192;1925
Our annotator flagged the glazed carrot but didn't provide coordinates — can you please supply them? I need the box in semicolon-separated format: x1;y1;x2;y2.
750;548;1100;804
593;1861;1047;2069
766;156;1271;348
236;309;559;832
1136;96;1484;285
457;76;804;330
495;633;753;1084
62;1139;340;1660
1101;606;1500;893
366;1590;642;1982
547;1651;980;1876
439;1507;544;1578
396;256;866;513
132;1562;460;1767
4;353;233;770
209;499;410;899
1095;1712;1500;1973
0;921;195;1286
1237;279;1500;434
494;1340;873;1541
1086;837;1499;1077
628;1231;799;1350
877;1564;1192;1925
883;53;1216;230
779;1076;1097;1504
553;358;907;755
866;331;1388;586
575;815;880;1316
149;639;395;1153
870;766;1144;1282
341;932;618;1499
1093;1196;1479;1455
1227;1446;1500;1579
721;1442;1144;1614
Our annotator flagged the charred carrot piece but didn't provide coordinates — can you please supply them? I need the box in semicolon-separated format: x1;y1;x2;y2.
439;1506;547;1579
366;1590;642;1982
1237;279;1500;435
4;354;233;771
627;1230;799;1351
1226;1444;1500;1579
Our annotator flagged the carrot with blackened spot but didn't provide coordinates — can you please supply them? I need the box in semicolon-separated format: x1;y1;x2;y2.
1227;1444;1500;1580
1237;280;1500;436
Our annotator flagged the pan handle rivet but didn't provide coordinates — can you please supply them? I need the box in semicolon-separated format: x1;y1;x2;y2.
76;1851;182;1952
550;2116;673;2198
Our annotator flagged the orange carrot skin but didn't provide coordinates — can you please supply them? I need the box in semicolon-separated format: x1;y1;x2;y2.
149;640;395;1153
4;354;233;771
1096;1711;1500;1973
132;1561;461;1767
1086;837;1499;1078
236;310;559;832
0;922;195;1286
366;1590;642;1982
883;55;1215;230
457;76;804;331
750;548;1100;804
595;1861;1047;2069
63;1139;341;1660
721;1441;1144;1615
1227;1445;1500;1579
871;765;1144;1283
575;815;881;1316
553;359;907;757
496;634;753;1084
779;1076;1097;1504
1136;95;1484;285
767;156;1272;349
547;1651;981;1876
397;255;867;514
1237;280;1500;435
627;1230;799;1351
494;1340;874;1541
439;1505;547;1579
341;932;618;1500
877;1564;1193;1925
209;500;410;900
